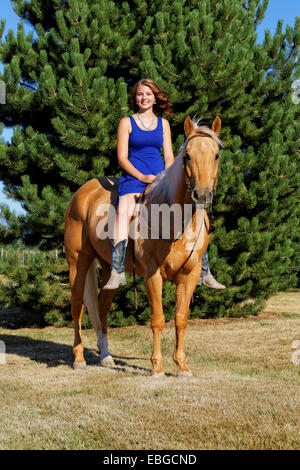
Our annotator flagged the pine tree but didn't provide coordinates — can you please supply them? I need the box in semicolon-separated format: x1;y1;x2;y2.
0;0;299;319
0;249;71;326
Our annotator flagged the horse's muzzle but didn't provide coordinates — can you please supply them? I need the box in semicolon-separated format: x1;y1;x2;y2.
191;188;213;207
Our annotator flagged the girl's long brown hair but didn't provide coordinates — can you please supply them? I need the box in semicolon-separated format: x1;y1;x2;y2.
130;78;173;117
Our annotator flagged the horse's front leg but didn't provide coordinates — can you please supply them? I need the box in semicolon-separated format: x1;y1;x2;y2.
146;270;165;377
174;270;200;377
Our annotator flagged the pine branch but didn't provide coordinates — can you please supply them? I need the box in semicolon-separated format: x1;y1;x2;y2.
161;64;180;78
274;43;297;77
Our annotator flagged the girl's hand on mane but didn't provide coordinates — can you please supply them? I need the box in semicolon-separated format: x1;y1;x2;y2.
141;174;157;184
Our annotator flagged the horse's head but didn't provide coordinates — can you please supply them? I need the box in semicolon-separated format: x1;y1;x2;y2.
183;116;222;207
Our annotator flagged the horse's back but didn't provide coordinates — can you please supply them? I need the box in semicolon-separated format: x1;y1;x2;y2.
65;177;119;222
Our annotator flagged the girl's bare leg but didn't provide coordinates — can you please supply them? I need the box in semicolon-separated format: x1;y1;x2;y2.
113;193;141;244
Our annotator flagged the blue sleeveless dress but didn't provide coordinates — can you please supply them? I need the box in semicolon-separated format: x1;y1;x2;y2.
118;115;165;196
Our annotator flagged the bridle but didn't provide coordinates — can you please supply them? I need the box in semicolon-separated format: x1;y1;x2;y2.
182;131;221;193
182;131;221;235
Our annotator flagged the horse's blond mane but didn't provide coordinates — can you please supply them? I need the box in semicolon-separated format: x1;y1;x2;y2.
146;144;186;205
146;120;222;205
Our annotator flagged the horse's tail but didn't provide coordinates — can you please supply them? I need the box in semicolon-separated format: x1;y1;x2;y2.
83;259;101;335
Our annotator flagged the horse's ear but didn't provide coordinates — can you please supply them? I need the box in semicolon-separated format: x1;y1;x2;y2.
184;116;195;138
212;116;221;135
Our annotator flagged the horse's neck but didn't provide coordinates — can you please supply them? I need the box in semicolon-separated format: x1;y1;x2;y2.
174;173;188;206
141;167;195;242
164;160;191;207
143;150;190;207
169;168;200;237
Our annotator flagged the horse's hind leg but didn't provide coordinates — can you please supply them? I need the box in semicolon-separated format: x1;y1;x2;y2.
68;251;95;369
97;261;117;367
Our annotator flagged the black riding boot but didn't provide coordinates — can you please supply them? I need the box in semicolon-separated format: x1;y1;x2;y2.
103;239;128;290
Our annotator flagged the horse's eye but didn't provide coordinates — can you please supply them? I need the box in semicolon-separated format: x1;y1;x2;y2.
215;153;220;161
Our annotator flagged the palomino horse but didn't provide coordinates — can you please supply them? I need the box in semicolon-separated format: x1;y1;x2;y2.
64;116;222;376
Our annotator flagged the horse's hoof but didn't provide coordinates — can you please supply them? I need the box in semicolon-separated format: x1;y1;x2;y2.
151;371;165;378
177;370;193;378
73;361;87;370
100;355;115;367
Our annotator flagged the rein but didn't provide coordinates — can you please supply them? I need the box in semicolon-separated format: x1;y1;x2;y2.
131;205;206;309
131;131;218;308
135;131;216;241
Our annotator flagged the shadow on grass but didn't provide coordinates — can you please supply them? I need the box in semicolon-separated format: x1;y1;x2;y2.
0;333;97;367
0;333;155;375
111;355;174;377
0;309;169;375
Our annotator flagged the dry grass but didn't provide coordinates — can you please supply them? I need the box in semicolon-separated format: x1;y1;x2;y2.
0;289;299;450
